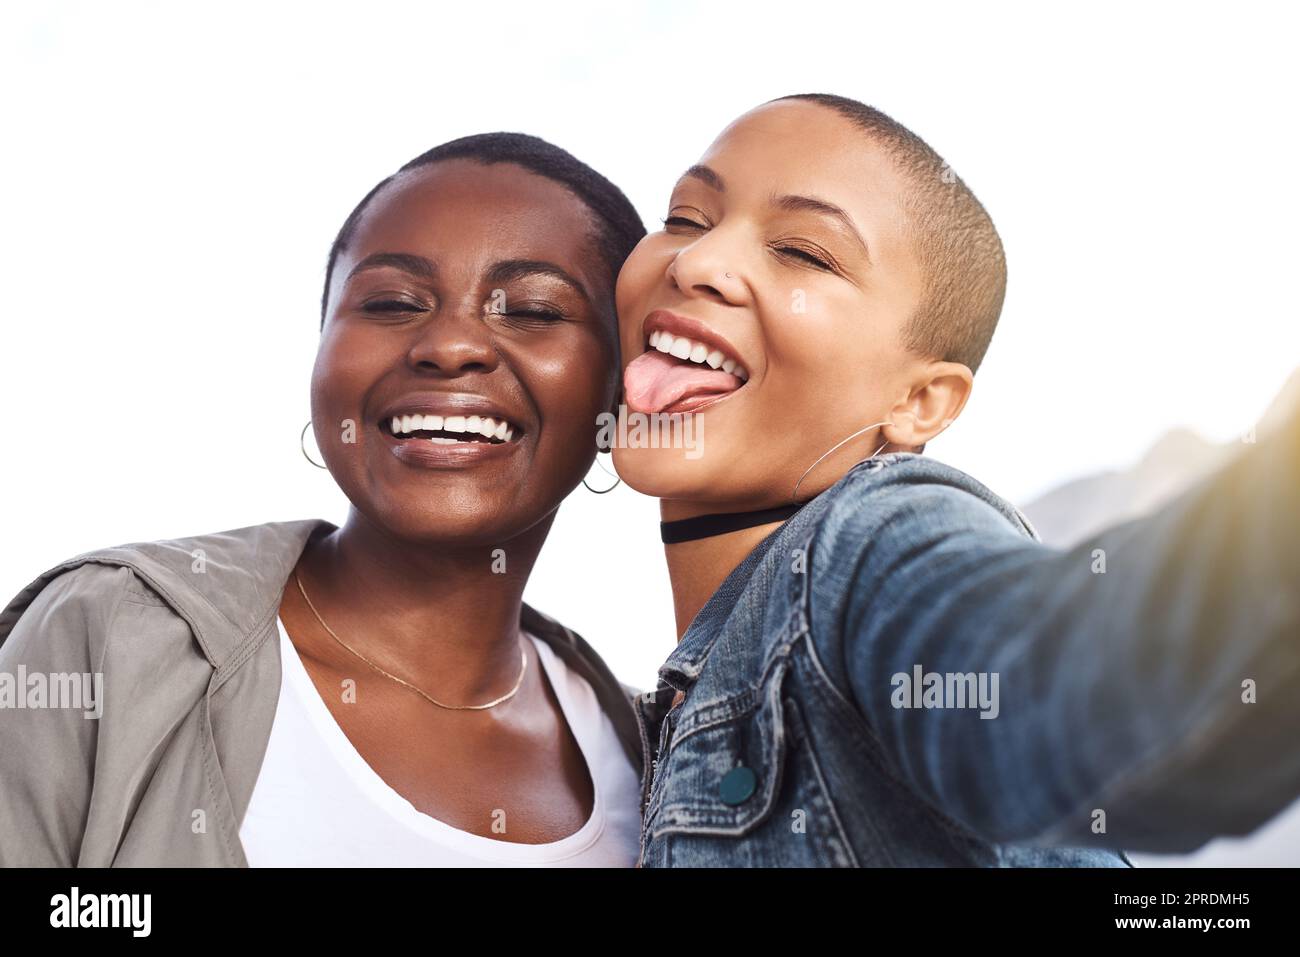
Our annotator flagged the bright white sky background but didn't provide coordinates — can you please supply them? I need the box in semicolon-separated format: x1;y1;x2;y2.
2;1;1297;691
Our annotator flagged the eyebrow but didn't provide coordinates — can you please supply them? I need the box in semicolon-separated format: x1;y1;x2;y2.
487;259;592;305
678;164;725;192
346;252;437;282
773;193;872;264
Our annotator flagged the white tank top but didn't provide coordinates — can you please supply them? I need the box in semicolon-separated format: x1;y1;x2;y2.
237;617;642;866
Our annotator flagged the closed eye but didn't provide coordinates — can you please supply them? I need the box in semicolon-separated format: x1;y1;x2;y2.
662;215;708;231
362;298;425;314
488;300;568;325
506;308;564;322
772;242;836;272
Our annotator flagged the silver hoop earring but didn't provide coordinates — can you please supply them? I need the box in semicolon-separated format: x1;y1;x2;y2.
790;420;893;503
301;421;328;470
583;453;621;494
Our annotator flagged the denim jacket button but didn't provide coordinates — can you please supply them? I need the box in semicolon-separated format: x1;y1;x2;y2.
719;766;758;805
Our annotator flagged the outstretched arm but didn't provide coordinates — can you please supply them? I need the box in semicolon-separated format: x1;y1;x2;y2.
815;410;1299;853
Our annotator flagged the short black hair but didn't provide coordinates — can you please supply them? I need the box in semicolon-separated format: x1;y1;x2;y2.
774;94;1007;373
320;132;645;327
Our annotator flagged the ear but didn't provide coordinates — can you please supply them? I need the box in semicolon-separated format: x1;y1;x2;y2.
882;360;973;451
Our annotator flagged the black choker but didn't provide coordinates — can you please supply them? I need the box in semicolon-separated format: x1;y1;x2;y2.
660;503;805;544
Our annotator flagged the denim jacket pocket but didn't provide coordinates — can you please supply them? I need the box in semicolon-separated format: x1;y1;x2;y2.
648;668;787;840
643;659;859;866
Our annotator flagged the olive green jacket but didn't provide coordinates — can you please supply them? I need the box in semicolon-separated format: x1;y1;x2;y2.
0;519;644;866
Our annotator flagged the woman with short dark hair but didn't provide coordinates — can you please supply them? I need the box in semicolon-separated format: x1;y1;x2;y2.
0;133;648;867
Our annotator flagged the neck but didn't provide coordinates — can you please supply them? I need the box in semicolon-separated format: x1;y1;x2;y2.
660;499;787;640
289;506;551;700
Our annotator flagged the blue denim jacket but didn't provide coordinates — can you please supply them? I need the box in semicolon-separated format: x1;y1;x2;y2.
634;439;1300;866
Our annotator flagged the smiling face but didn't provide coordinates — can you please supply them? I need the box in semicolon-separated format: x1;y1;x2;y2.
613;99;973;512
313;158;618;546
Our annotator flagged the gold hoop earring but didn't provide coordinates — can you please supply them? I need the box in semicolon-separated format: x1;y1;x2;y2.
301;421;328;469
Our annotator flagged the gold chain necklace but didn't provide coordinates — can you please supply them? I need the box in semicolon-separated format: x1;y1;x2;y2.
292;570;527;711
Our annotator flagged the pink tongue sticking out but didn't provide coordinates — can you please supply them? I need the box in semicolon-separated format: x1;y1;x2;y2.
624;350;743;414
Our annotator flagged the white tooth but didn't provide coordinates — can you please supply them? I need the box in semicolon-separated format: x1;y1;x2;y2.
670;337;693;360
505;426;514;442
401;414;415;433
735;366;749;381
466;415;482;433
390;417;401;434
429;436;457;445
705;349;725;369
655;333;674;354
478;417;497;438
444;415;466;433
689;342;709;363
418;414;434;431
494;420;508;441
649;330;661;347
721;358;736;374
427;414;443;431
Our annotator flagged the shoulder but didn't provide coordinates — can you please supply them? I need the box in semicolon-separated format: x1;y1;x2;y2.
813;452;1038;554
799;454;1041;631
796;455;1048;697
0;561;137;662
1;518;331;668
